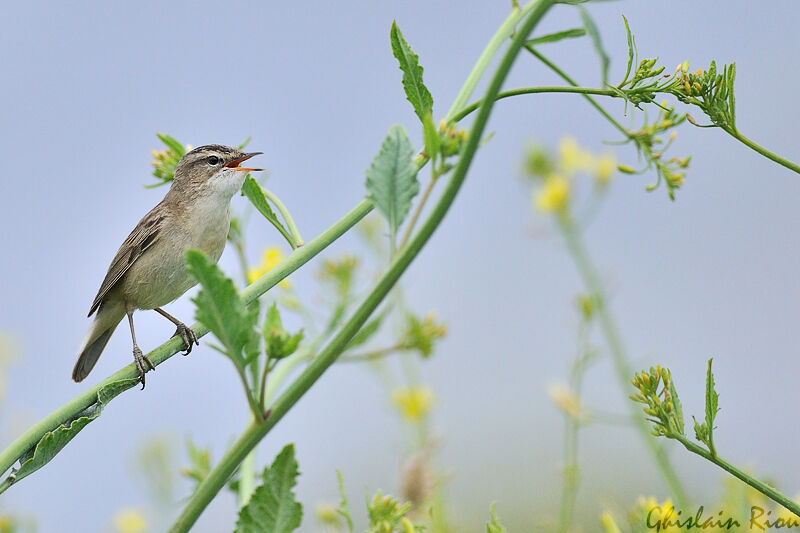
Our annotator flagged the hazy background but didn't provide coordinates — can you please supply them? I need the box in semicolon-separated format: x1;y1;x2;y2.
1;1;799;531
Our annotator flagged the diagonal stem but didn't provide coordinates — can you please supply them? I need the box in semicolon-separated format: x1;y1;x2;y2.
167;2;557;530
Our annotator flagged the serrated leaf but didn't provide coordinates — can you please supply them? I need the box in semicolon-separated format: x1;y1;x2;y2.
157;133;186;157
390;21;433;122
579;6;610;86
186;250;259;368
365;125;419;240
241;176;294;246
487;503;508;533
525;28;586;46
235;444;302;533
2;378;137;490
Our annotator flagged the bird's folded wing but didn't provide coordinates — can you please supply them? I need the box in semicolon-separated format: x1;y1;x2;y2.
88;206;167;316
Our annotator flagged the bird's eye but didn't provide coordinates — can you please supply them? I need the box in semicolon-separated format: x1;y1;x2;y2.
207;156;220;165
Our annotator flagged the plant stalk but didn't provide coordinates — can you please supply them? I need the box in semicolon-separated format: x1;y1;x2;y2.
168;3;556;530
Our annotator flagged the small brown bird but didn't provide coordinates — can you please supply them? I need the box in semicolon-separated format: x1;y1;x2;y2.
73;145;262;387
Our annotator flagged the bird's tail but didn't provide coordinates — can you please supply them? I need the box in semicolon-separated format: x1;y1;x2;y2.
73;301;125;382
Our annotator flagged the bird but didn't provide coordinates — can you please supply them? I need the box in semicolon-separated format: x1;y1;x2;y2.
73;144;262;388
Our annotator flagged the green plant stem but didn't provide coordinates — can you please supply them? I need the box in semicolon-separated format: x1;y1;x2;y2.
557;214;689;509
722;127;800;175
557;321;589;533
452;85;651;123
398;173;437;250
444;0;542;121
524;47;630;137
168;3;556;530
0;199;374;486
238;417;257;507
263;188;305;247
672;433;800;517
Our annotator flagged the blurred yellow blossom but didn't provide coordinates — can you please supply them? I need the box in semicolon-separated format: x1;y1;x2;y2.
547;382;585;420
315;502;341;527
113;508;147;533
392;386;434;421
558;137;595;174
534;174;570;213
248;247;291;288
594;154;616;185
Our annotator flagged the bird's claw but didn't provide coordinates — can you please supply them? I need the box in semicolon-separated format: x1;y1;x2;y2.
172;322;199;355
133;346;155;389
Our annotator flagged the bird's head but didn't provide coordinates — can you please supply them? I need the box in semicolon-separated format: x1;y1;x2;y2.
172;144;262;198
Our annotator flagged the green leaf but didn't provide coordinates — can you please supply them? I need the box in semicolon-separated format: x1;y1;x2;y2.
241;176;294;246
365;125;419;240
186;250;259;368
487;503;508;533
665;368;685;436
621;15;635;86
726;63;737;128
525;27;586;46
235;444;303;533
704;358;719;454
264;303;304;360
390;21;433;122
156;133;186;157
2;378;137;489
422;112;440;160
579;6;610;86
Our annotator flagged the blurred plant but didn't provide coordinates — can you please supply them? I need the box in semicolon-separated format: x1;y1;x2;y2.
525;138;689;511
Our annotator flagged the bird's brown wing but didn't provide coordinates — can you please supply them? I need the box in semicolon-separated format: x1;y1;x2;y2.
88;206;168;316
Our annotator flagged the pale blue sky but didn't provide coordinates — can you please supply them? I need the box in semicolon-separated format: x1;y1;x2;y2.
1;2;799;531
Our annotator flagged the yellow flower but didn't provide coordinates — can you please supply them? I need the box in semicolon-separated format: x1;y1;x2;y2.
594;153;616;185
534;174;570;213
248;247;291;288
391;386;434;421
113;508;147;533
558;136;595;174
547;382;584;420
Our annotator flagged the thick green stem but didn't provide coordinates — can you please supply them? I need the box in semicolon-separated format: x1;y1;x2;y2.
263;188;305;247
558;214;689;508
0;199;373;486
168;3;556;530
672;433;800;517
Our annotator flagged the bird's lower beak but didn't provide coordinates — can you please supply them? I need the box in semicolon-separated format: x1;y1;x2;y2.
226;152;263;172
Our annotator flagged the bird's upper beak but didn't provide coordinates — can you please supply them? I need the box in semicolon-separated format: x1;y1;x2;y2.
225;152;263;172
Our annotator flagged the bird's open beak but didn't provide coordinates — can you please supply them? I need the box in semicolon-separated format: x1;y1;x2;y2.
225;152;263;172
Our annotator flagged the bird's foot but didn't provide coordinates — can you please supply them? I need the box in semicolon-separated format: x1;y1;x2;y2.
133;346;155;389
172;322;199;355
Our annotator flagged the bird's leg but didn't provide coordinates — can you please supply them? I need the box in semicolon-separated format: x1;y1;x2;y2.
127;309;155;389
154;307;199;355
